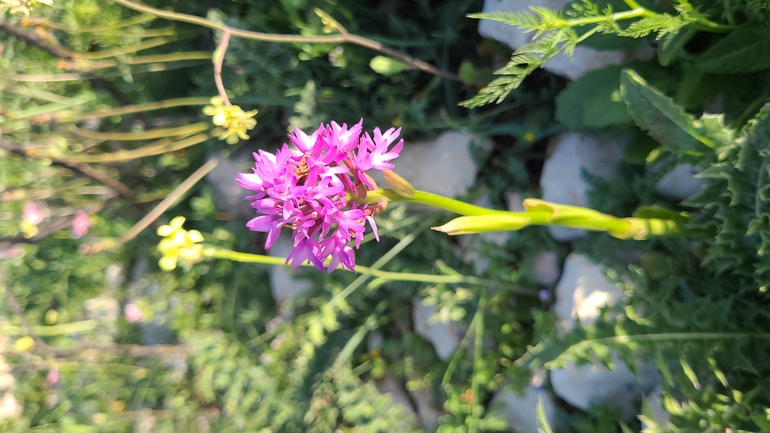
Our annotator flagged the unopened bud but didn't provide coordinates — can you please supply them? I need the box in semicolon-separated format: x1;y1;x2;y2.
382;169;415;198
432;214;529;236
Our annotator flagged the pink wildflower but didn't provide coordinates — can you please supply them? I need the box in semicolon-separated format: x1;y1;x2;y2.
46;370;59;385
237;120;399;272
22;202;44;225
124;304;143;323
71;211;89;239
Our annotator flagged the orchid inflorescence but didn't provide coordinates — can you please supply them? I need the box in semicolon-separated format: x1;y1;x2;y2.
237;120;403;272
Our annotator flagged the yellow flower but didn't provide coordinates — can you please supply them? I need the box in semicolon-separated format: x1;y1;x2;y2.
202;96;258;145
2;0;53;16
12;336;34;352
156;216;204;271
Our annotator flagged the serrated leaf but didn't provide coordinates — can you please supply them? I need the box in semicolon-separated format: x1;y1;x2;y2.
620;69;716;160
555;65;631;128
658;28;696;66
696;21;770;74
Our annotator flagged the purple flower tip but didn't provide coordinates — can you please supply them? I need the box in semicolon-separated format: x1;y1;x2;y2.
238;120;402;272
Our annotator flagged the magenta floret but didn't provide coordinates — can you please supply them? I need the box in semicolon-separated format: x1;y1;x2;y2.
237;120;399;272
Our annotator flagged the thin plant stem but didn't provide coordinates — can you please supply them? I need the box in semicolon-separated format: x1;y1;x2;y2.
91;158;220;252
51;97;211;123
110;0;459;81
69;130;215;164
469;295;486;433
24;14;156;33
70;122;209;141
205;248;532;294
213;31;232;106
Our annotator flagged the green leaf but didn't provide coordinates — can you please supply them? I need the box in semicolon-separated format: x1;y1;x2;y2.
696;21;770;74
555;65;631;128
752;413;770;432
369;56;409;76
658;28;696;66
620;69;716;159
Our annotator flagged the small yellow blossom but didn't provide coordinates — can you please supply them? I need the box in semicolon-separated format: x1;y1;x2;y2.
12;336;34;352
523;132;536;142
202;96;258;145
156;216;204;271
20;220;38;238
2;0;53;16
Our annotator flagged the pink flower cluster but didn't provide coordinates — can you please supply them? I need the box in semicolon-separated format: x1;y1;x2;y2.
237;120;403;272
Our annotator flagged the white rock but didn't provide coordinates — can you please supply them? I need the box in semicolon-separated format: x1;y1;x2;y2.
410;387;445;428
459;195;509;273
553;252;623;330
550;253;658;419
654;164;704;201
533;251;561;286
641;386;671;431
551;357;658;420
487;372;562;433
370;131;480;199
267;234;311;319
375;373;417;418
540;133;627;242
205;152;254;220
412;299;463;362
478;0;650;80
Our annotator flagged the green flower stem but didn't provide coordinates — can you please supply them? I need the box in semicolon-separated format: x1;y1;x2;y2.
205;248;533;295
358;189;691;239
358;189;512;216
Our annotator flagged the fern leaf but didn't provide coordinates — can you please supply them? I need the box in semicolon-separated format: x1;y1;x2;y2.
467;10;543;33
620;14;694;39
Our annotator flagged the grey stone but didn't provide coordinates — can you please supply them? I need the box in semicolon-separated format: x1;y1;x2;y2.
370;131;481;199
205;152;254;220
412;299;463;362
267;233;311;319
533;251;561;287
655;164;704;201
553;252;624;330
540;133;628;242
487;372;563;433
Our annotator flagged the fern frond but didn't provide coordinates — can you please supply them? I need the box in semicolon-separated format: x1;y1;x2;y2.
461;34;568;107
566;0;603;18
620;14;694;39
467;10;543;33
460;76;529;107
531;7;565;31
